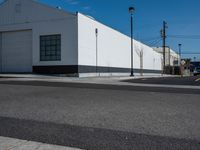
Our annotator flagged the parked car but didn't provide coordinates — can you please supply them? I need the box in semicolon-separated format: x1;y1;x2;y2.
194;67;200;76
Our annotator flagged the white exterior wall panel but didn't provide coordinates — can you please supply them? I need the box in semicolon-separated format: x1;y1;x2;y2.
78;13;130;69
78;13;162;73
32;18;78;66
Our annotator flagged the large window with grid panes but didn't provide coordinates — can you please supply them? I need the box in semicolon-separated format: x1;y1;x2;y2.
40;34;61;61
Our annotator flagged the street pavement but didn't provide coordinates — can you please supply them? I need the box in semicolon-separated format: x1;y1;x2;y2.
0;76;200;149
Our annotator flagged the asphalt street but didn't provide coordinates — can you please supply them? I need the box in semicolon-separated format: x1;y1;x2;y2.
0;79;200;149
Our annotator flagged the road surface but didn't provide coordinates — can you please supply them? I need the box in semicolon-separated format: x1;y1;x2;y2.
0;78;200;150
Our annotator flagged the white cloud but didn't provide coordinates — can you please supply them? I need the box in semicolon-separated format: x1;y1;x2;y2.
83;6;91;10
64;0;79;5
63;0;92;11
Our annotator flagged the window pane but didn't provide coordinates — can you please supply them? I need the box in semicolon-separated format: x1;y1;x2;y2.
40;34;61;61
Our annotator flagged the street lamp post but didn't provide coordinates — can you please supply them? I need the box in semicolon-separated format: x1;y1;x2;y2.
95;28;98;74
129;7;135;77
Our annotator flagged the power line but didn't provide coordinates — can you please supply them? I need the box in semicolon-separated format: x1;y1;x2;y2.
168;35;200;39
139;37;161;42
140;38;162;47
169;34;200;37
182;52;200;54
148;38;162;46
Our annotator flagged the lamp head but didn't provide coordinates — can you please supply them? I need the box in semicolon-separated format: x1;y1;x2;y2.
129;7;135;14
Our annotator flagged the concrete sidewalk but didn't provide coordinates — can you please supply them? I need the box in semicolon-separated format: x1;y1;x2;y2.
0;136;81;150
0;73;166;79
0;74;199;90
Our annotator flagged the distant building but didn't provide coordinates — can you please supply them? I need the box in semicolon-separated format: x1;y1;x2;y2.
0;0;162;77
153;47;180;67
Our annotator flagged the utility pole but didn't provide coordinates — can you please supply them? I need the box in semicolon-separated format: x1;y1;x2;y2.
178;44;182;76
161;21;167;74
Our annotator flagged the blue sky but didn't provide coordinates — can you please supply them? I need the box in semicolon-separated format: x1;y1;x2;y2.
1;0;200;60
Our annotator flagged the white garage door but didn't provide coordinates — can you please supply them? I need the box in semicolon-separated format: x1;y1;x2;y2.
1;30;32;73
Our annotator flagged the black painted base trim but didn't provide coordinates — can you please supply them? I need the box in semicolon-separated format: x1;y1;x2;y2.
79;65;162;74
32;65;162;74
33;65;78;74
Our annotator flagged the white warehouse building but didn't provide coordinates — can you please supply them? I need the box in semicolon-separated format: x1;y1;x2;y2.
0;0;162;77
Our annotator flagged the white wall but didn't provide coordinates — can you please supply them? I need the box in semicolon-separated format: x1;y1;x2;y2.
78;13;162;72
0;0;78;67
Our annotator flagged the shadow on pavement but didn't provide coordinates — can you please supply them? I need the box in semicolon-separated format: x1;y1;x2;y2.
0;116;200;150
0;80;200;95
122;76;200;86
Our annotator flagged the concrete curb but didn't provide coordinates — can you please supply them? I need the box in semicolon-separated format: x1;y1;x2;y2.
0;136;82;150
